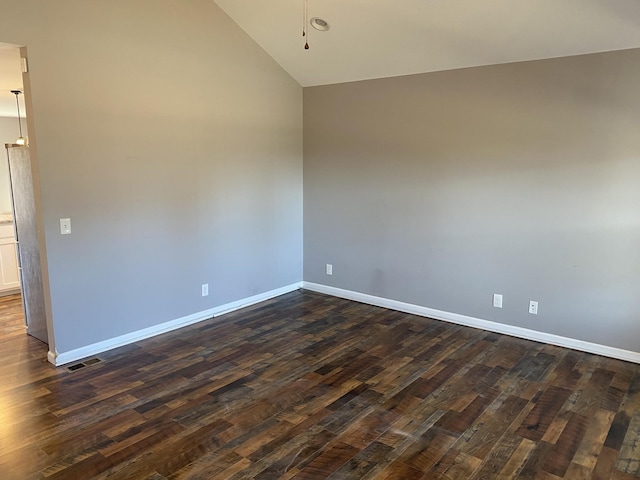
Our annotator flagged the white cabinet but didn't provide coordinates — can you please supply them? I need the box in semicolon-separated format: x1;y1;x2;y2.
0;223;20;294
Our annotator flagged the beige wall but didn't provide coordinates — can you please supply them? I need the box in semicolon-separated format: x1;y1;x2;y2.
0;0;303;357
304;48;640;352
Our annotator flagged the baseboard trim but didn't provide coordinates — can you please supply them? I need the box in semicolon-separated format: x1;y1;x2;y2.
302;282;640;365
49;282;302;366
0;287;21;298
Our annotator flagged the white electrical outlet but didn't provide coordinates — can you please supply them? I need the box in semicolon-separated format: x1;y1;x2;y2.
529;301;538;315
201;284;209;297
326;264;333;275
493;294;503;308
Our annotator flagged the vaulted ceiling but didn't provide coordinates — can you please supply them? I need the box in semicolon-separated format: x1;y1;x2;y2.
213;0;640;86
3;2;640;117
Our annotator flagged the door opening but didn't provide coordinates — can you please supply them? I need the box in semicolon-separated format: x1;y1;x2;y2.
0;42;48;347
0;44;27;339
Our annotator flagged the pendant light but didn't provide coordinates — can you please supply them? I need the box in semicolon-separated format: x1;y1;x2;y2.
302;0;309;49
10;90;26;146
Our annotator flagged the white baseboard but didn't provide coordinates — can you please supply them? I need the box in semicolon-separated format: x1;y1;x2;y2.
0;287;21;298
50;280;640;367
302;282;640;365
49;282;302;366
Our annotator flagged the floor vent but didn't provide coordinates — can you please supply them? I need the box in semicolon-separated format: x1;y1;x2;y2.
66;357;102;372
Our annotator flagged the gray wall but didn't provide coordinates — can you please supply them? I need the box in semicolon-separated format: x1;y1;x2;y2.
0;0;303;354
304;49;640;352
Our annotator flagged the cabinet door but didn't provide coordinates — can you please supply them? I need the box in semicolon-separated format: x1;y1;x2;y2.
0;240;20;289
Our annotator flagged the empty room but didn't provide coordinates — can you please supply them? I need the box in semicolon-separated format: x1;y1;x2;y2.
1;0;640;478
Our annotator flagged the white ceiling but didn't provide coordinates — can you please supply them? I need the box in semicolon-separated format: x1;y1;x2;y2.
213;0;640;87
0;44;25;118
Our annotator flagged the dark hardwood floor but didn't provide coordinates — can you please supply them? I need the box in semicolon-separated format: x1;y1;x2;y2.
1;290;640;479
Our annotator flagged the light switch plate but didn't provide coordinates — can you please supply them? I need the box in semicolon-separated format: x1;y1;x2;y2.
60;218;71;235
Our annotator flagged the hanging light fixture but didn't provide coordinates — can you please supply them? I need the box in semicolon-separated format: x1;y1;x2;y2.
302;0;309;49
10;90;26;146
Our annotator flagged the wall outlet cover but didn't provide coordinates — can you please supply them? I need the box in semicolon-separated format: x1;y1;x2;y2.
493;294;503;308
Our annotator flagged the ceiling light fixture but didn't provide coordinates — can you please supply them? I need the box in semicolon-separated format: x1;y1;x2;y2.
302;1;329;50
310;17;329;31
10;90;26;146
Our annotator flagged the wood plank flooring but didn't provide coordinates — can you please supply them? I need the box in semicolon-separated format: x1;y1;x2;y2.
1;290;640;478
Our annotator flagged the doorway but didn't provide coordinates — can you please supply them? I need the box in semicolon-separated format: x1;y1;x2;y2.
0;42;48;346
0;44;25;338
